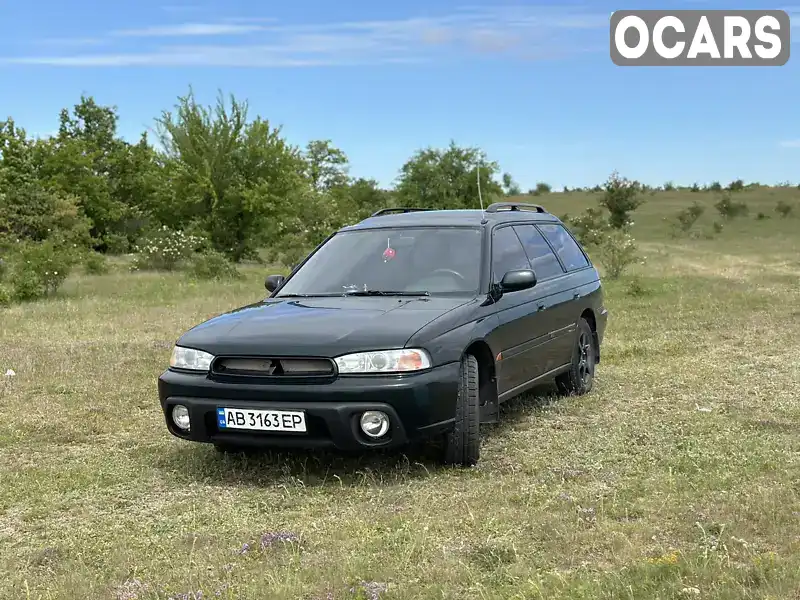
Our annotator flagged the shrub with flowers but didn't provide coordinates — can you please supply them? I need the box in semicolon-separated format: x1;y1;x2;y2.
561;171;646;280
0;239;78;302
596;228;642;279
131;226;206;271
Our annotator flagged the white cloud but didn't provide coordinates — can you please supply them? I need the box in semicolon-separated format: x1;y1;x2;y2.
4;5;607;67
112;23;267;37
779;139;800;148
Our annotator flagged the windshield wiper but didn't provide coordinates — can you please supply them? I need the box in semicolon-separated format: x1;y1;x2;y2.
343;289;430;297
275;293;343;298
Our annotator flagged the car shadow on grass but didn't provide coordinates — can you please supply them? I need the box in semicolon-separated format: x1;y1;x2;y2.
157;440;450;487
481;382;566;440
153;383;567;488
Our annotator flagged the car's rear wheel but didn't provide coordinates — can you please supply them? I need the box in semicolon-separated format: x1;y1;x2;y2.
555;317;596;396
442;353;480;467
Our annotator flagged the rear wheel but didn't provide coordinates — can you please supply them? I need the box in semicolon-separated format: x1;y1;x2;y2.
441;354;481;467
555;317;596;396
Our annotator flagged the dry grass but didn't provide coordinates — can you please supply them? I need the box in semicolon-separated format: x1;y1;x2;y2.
1;189;800;599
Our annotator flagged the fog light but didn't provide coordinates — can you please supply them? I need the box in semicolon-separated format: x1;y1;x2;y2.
172;404;190;430
360;410;390;438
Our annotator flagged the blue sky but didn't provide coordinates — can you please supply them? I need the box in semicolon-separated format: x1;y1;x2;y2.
1;0;798;191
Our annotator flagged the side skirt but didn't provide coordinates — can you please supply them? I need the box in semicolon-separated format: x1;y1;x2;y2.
496;363;572;405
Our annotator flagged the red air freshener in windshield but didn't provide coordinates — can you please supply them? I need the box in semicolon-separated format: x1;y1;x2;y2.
383;238;395;261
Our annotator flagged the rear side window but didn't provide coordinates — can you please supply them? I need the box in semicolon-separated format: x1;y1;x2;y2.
512;225;564;280
537;223;590;271
491;226;530;283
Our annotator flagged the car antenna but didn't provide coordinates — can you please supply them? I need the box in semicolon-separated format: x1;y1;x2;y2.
477;164;487;224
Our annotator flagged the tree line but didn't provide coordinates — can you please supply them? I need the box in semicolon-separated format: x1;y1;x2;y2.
1;88;791;305
0;91;512;264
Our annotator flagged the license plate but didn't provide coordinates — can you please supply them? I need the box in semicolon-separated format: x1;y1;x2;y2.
216;407;307;432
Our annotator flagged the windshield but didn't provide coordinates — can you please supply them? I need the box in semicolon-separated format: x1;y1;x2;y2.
276;226;483;297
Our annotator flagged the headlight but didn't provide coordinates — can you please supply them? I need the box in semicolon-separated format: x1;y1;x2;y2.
334;348;431;374
169;345;215;371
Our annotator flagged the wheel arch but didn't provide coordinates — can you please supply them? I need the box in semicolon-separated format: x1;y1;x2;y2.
579;308;600;363
462;338;498;410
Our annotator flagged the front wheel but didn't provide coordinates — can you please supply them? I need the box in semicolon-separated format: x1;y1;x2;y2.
555;317;596;396
441;354;481;467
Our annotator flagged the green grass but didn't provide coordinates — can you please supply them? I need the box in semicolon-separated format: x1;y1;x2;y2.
1;189;800;599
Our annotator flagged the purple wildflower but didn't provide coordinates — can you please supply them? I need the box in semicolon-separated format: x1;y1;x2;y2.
168;592;203;600
237;542;250;555
349;581;388;600
115;578;149;600
259;530;300;549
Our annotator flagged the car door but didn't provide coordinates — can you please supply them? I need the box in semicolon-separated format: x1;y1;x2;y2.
485;224;554;397
536;222;594;365
511;223;571;374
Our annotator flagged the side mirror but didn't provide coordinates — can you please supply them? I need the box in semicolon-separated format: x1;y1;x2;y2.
500;269;537;292
265;274;285;293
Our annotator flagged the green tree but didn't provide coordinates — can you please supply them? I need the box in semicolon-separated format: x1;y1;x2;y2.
303;140;349;192
155;89;308;261
0;119;90;249
598;171;644;229
501;172;521;196
34;95;162;251
394;141;503;210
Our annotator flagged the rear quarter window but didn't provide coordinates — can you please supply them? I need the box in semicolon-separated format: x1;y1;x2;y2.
512;224;564;280
537;223;590;272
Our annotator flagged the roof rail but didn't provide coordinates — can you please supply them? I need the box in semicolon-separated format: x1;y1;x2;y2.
370;207;435;217
485;202;546;214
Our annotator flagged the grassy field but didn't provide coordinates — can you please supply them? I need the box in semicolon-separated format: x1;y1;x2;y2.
1;188;799;599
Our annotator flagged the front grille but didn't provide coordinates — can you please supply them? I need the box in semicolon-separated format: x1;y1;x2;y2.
210;356;336;379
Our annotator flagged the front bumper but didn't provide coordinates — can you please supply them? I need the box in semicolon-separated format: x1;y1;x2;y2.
157;361;461;451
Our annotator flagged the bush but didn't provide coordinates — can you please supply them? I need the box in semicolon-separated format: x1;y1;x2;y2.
775;200;793;218
598;171;644;229
728;179;745;192
714;192;748;219
712;221;724;235
3;240;77;302
103;233;131;255
84;251;109;275
564;207;609;247
626;276;650;297
596;229;641;279
0;285;10;307
531;182;551;195
673;201;705;233
0;184;92;249
188;250;241;281
131;226;205;271
756;212;769;221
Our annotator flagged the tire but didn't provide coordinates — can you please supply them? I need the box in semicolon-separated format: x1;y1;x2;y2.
555;317;596;396
442;354;481;467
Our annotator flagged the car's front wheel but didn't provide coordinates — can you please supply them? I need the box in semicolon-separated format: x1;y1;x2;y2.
441;353;480;467
555;317;596;396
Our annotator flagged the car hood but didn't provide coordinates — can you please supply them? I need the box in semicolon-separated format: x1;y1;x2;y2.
177;295;470;357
